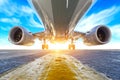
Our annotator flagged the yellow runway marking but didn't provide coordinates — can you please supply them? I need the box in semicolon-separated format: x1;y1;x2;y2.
0;54;111;80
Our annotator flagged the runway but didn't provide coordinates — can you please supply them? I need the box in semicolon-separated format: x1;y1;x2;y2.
0;50;120;80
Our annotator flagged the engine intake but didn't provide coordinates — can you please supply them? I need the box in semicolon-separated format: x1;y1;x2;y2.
83;25;111;46
9;26;34;46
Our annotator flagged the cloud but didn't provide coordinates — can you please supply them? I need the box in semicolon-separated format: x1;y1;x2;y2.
0;0;7;6
0;0;18;16
110;24;120;39
0;3;29;17
0;0;33;16
0;17;21;31
0;18;20;24
0;0;43;29
0;26;11;31
22;6;44;28
29;15;44;28
21;6;34;14
75;6;120;32
20;5;44;28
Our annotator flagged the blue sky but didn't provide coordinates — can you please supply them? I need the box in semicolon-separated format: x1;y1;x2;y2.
0;0;120;49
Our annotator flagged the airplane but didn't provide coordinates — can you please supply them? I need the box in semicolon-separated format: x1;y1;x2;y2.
8;0;111;50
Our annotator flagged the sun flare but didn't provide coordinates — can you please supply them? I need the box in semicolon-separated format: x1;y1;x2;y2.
49;43;68;50
3;39;117;50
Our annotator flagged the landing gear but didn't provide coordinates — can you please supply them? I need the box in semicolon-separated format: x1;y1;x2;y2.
69;44;75;50
42;44;48;50
68;38;75;50
42;39;49;50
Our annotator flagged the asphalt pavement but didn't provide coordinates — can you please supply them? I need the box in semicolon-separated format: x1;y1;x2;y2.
0;50;120;80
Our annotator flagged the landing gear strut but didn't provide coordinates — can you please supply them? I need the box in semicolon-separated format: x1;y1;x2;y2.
42;39;48;50
68;38;75;50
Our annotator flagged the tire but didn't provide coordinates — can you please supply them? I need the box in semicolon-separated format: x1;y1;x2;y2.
42;44;48;50
68;44;75;50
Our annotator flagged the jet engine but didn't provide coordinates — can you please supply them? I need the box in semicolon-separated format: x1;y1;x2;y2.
83;25;111;46
8;26;34;46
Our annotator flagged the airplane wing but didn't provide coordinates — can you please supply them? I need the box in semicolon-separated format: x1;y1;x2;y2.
73;31;85;40
33;32;46;40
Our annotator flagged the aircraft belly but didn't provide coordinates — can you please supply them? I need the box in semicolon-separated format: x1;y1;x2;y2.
51;0;79;35
31;0;92;36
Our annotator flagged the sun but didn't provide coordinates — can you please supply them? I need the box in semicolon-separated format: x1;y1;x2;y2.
49;42;68;50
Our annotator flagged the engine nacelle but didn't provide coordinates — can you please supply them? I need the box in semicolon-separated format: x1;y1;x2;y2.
83;25;111;46
9;26;34;46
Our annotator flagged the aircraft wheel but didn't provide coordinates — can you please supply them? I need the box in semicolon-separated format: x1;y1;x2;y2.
42;44;48;50
68;44;75;50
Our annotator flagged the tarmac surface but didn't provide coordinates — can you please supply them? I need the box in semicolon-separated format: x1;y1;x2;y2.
0;50;120;80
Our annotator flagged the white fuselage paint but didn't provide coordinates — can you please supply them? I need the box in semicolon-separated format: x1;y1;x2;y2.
66;0;69;8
